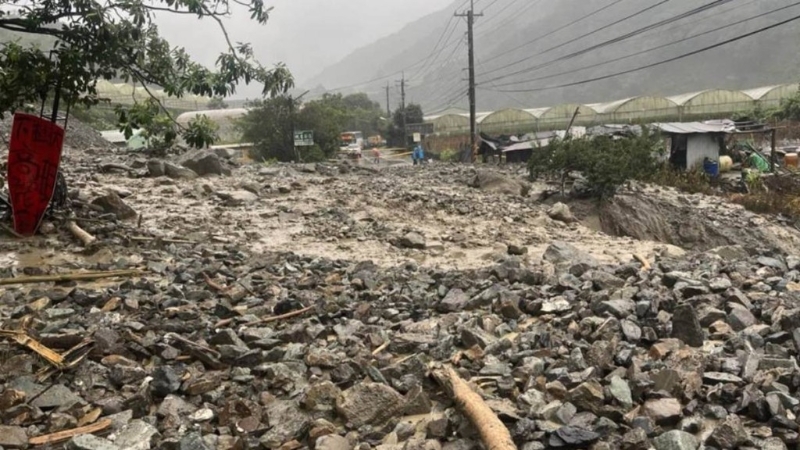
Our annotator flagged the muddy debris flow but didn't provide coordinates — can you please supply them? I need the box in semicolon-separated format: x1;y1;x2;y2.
2;135;800;450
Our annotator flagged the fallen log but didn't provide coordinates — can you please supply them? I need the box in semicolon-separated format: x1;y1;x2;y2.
0;269;144;286
67;221;96;246
431;366;517;450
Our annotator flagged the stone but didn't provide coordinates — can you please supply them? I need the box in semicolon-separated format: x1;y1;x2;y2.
180;149;228;176
150;366;182;397
147;159;165;177
549;426;599;447
609;376;633;409
438;289;469;313
31;384;81;408
0;425;28;449
316;435;352;450
336;383;406;427
69;435;120;450
671;304;704;347
652;430;698;450
507;243;528;255
113;420;161;450
470;170;530;196
177;432;212;450
708;414;748;448
217;190;258;205
398;232;426;250
259;401;311;448
548;202;576;223
164;162;198;179
91;192;137;220
727;304;757;331
643;398;682;425
543;241;598;269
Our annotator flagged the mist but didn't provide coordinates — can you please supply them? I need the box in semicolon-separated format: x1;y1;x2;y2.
154;0;454;100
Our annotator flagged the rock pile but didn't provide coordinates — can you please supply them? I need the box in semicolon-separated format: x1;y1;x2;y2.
1;238;799;450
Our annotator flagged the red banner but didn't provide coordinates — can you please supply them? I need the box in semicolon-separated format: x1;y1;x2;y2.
7;113;65;236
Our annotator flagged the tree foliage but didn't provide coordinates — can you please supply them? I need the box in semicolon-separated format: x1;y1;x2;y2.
239;92;386;163
387;103;423;147
0;0;293;148
529;129;665;199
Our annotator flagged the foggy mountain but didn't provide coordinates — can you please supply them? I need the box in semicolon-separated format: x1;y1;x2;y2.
303;0;800;115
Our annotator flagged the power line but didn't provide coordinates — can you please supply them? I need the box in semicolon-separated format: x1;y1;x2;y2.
409;19;461;82
481;0;627;65
488;0;786;89
323;0;473;93
408;16;458;81
478;0;670;78
479;0;738;85
475;0;525;31
488;11;800;93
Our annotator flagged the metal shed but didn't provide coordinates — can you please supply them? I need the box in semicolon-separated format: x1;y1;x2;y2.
652;121;734;170
668;89;754;119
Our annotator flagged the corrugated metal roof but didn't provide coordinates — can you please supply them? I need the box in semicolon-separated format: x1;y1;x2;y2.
651;121;734;134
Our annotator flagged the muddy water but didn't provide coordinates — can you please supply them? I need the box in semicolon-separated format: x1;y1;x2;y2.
71;165;684;270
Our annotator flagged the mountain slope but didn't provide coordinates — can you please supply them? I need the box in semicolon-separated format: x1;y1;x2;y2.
304;0;800;113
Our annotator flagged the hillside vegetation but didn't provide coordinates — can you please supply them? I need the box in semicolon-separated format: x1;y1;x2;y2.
304;0;800;112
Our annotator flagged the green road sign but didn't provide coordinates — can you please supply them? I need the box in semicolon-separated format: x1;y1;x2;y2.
294;130;314;147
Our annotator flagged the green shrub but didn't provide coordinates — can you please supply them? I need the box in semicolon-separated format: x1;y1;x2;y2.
528;128;665;199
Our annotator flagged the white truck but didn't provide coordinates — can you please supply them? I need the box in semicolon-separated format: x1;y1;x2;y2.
339;131;364;157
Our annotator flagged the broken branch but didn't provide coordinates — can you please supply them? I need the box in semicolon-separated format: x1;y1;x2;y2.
431;366;517;450
633;253;651;271
0;269;144;286
28;418;112;446
67;220;97;246
243;305;314;327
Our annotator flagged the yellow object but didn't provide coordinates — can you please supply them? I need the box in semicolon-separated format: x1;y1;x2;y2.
785;153;798;168
719;155;733;172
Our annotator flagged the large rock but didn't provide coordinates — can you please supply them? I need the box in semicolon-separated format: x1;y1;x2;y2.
147;159;166;177
543;241;598;269
336;383;406;427
643;398;682;425
259;400;311;449
69;434;120;450
91;192;137;220
671;304;704;347
707;414;748;448
653;430;698;450
469;170;530;196
180;149;230;176
397;232;426;250
315;435;352;450
548;202;576;223
113;419;160;450
0;425;28;448
164;162;198;179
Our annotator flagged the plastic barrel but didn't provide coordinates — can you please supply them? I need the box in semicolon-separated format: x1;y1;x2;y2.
703;159;719;177
785;153;799;168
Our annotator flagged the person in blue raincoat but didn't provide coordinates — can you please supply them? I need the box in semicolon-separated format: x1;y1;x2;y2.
412;143;425;165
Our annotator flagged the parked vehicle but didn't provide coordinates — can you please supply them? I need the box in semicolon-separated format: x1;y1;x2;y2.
339;131;364;157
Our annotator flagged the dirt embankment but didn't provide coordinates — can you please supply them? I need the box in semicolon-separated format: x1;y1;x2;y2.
598;182;800;255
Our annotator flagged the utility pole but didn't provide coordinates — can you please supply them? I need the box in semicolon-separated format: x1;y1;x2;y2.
456;0;482;162
396;73;407;148
385;83;391;120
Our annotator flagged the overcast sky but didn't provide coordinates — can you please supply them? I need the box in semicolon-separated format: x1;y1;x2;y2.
155;0;453;99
